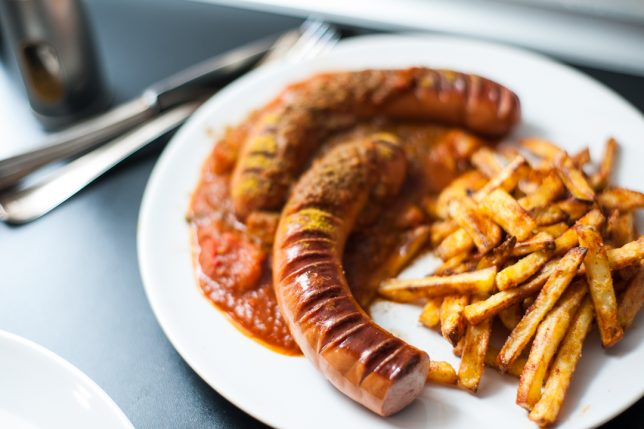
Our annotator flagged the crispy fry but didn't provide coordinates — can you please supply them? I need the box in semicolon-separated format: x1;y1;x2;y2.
520;138;564;159
477;236;516;269
434;253;474;275
598;187;644;211
532;205;568;226
379;267;497;302
554;152;595;201
517;280;587;410
441;295;469;345
498;247;586;370
536;222;569;238
576;225;623;346
436;228;474;260
480;188;537;241
518;172;564;211
419;297;443;328
496;250;553;291
590;138;618;190
449;197;502;253
453;337;465;357
381;225;430;278
426;360;458;385
512;232;555;257
430;219;459;247
485;347;526;378
553;209;604;255
607;237;644;270
523;296;536;312
458;296;492;391
436;170;488;218
618;268;644;329
571;147;591;167
499;304;523;330
463;260;559;324
607;210;635;247
556;199;592;221
529;298;594;427
474;156;527;201
471;146;504;178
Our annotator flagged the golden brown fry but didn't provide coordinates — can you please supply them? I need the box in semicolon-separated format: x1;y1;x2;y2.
512;232;555;257
474;156;527;201
518;172;564;211
381;225;430;278
434;253;473;276
463;260;559;324
499;304;523;330
379;267;497;302
496;250;553;291
598;187;644;211
618;268;644;329
607;237;644;270
480;188;537;241
453;337;465;357
517;280;587;410
554;152;595;201
419;297;443;328
576;225;623;347
498;247;586;370
556;199;592;221
523;296;536;312
536;222;569;238
426;360;458;385
458;297;492;392
590;137;618;190
485;347;526;378
477;236;517;269
571;147;591;167
553;209;605;255
449;197;502;253
520;138;564;159
532;205;568;226
436;170;488;218
430;219;459;247
441;295;470;345
470;146;504;178
607;210;635;248
436;228;474;260
529;298;594;427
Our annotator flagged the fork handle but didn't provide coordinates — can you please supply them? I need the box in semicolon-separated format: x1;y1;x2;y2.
0;102;199;224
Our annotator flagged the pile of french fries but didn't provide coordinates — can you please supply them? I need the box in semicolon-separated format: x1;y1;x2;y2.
378;137;644;427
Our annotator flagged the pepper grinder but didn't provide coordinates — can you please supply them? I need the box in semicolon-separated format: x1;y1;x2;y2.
0;0;110;129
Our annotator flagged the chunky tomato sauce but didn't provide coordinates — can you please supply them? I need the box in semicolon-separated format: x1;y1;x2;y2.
188;121;479;355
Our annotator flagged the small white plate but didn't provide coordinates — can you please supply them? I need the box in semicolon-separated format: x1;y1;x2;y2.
0;330;133;429
138;34;644;429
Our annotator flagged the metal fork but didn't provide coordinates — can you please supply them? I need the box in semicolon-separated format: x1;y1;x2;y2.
0;20;339;224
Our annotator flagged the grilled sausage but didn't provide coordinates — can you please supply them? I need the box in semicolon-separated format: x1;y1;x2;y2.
273;133;430;416
233;67;521;219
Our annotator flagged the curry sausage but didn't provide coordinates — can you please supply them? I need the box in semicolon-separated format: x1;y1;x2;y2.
233;68;521;219
273;133;430;416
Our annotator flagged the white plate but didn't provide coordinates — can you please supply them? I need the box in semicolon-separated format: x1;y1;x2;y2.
138;34;644;429
0;330;133;429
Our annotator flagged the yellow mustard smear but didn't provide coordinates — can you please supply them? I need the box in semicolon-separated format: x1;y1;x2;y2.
287;207;337;236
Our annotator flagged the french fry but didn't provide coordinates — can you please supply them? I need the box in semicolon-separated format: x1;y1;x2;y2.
453;337;465;357
554;152;595;201
430;219;459;247
434;253;474;276
419;297;443;328
436;228;474;260
441;295;470;345
496;250;553;291
463;260;559;324
380;226;430;279
607;210;635;247
449;197;502;253
536;222;569;238
520;138;564;159
607;237;644;270
529;298;594;427
485;347;526;378
590;137;617;190
571;147;591;167
518;172;564;211
379;267;497;302
458;296;492;392
480;188;537;241
516;280;587;410
556;199;592;221
471;146;504;178
426;360;458;385
499;304;523;330
497;247;586;370
436;170;488;218
512;232;555;257
477;236;516;269
597;187;644;211
553;209;604;255
474;156;527;201
532;205;568;226
618;268;644;329
576;225;623;347
522;296;536;312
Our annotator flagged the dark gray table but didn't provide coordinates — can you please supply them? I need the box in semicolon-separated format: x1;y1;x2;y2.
0;1;641;427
